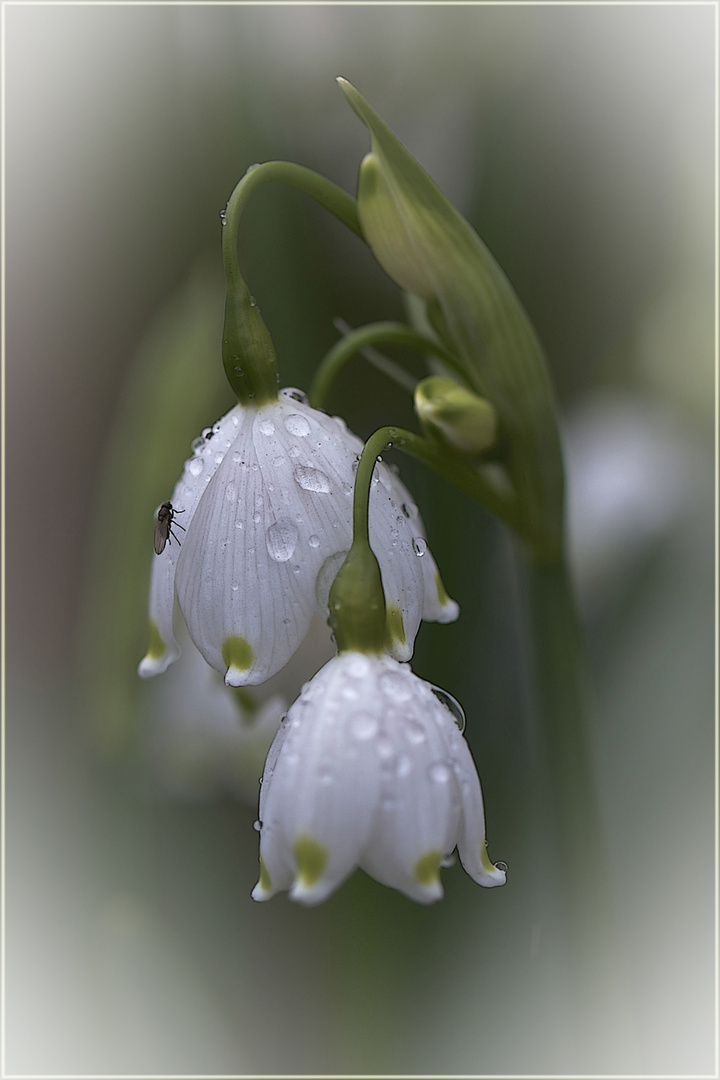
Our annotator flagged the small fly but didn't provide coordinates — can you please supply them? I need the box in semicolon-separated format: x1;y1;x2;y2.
154;501;186;555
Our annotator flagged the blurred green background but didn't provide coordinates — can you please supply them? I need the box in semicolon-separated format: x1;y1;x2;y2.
5;4;715;1075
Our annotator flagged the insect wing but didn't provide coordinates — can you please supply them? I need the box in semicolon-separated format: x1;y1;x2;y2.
154;504;171;555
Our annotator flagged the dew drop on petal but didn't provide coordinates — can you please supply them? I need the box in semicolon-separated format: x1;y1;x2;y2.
318;764;334;786
252;512;261;524
350;712;379;741
225;483;236;501
294;465;331;493
284;413;311;437
403;719;427;745
188;458;204;477
253;819;262;832
259;419;275;436
412;537;427;557
429;762;452;784
191;436;205;453
282;387;309;405
376;737;395;762
396;753;413;778
266;518;299;562
379;671;413;703
430;685;466;733
308;534;320;549
232;451;243;464
345;654;370;679
495;860;509;872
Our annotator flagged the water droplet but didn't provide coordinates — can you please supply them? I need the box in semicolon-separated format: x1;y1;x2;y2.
308;534;320;548
341;481;352;497
495;861;508;872
191;436;205;453
225;483;236;501
341;683;359;702
396;753;413;778
266;518;298;562
430;685;466;733
294;465;331;493
376;737;395;762
254;495;264;508
441;853;457;868
272;456;284;468
412;537;427;557
349;712;378;740
258;419;275;436
231;582;239;592
379;671;412;703
284;413;311;437
403;719;427;745
292;564;301;575
401;502;415;518
318;764;334;786
429;762;452;784
282;387;309;405
252;819;262;832
232;451;243;464
219;209;227;225
252;512;261;524
345;654;370;679
188;458;204;477
288;445;301;459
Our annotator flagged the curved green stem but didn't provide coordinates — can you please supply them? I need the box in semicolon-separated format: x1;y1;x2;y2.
309;322;467;411
221;162;362;405
355;425;523;538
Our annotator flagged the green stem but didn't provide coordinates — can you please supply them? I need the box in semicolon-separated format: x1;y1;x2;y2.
221;162;362;405
355;426;523;538
309;322;467;411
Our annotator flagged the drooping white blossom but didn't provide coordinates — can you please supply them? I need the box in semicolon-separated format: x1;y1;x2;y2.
139;389;458;686
252;651;506;905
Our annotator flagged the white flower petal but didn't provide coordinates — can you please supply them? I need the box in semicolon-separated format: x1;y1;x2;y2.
254;652;504;905
258;655;383;904
142;390;457;684
360;671;461;902
138;406;244;677
450;728;507;888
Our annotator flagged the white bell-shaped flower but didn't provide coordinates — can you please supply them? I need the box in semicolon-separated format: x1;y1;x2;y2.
252;651;506;905
139;389;458;686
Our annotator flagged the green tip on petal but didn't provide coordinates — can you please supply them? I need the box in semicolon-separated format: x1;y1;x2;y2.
222;635;255;685
414;849;443;887
384;604;406;651
293;834;329;889
145;619;166;661
434;571;451;609
258;857;272;893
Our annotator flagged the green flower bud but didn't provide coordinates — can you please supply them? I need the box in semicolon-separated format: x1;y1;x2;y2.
338;78;565;562
414;376;497;455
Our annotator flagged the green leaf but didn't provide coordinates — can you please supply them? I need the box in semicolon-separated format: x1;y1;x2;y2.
338;78;565;561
